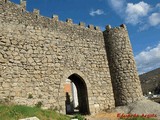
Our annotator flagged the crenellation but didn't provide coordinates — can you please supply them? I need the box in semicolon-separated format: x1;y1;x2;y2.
33;9;40;16
105;25;111;31
1;0;101;33
2;0;8;3
66;18;73;24
20;0;26;10
79;22;85;27
94;26;100;31
52;15;59;21
116;26;121;30
88;24;94;30
0;0;143;115
120;24;127;30
105;24;127;33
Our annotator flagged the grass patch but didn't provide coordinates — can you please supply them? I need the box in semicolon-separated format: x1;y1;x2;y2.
71;114;86;120
0;104;70;120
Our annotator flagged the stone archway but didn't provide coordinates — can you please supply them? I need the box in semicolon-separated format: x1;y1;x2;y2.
64;72;90;115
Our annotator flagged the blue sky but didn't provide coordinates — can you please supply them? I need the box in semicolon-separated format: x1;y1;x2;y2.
10;0;160;74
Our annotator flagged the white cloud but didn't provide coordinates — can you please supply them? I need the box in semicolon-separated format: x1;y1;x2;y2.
135;43;160;74
149;13;160;26
139;12;160;31
156;3;160;8
138;24;149;31
109;0;126;13
125;2;151;25
107;0;160;30
89;9;104;16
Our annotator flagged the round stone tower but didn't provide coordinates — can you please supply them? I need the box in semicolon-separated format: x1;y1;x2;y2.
103;24;143;106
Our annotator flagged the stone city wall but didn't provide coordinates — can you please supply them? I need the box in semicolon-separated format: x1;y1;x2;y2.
0;0;115;114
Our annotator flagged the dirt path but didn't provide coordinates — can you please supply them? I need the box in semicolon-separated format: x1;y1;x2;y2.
85;112;119;120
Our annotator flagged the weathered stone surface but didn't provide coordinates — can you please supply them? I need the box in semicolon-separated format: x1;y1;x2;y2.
0;53;7;63
104;26;143;106
0;0;142;115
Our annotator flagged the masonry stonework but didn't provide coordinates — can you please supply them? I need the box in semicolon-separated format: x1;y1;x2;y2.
104;25;143;106
0;0;143;114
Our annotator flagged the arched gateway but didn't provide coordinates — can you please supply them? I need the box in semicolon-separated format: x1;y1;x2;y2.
0;0;143;115
65;74;90;115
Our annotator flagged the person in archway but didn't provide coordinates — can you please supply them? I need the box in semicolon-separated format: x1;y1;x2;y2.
65;92;74;114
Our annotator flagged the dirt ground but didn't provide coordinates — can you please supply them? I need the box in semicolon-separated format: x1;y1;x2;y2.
85;112;119;120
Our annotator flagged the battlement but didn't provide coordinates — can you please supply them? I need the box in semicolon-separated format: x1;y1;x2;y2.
0;0;101;32
0;0;142;115
105;24;127;32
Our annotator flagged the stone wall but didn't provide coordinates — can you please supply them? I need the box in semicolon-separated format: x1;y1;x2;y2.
0;0;115;114
103;25;143;106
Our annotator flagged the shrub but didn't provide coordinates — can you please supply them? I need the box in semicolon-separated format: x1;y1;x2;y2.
28;94;33;99
35;101;43;108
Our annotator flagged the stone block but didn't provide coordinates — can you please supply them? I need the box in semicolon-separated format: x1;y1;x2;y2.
2;83;10;88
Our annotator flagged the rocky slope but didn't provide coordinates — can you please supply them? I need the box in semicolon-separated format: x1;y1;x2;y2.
139;68;160;95
87;99;160;120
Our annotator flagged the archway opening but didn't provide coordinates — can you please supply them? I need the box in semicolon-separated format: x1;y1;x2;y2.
65;73;90;115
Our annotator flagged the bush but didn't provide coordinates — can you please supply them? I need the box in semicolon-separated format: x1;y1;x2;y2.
35;101;42;108
28;94;33;99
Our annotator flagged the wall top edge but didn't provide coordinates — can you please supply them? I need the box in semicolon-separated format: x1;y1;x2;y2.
1;0;103;32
